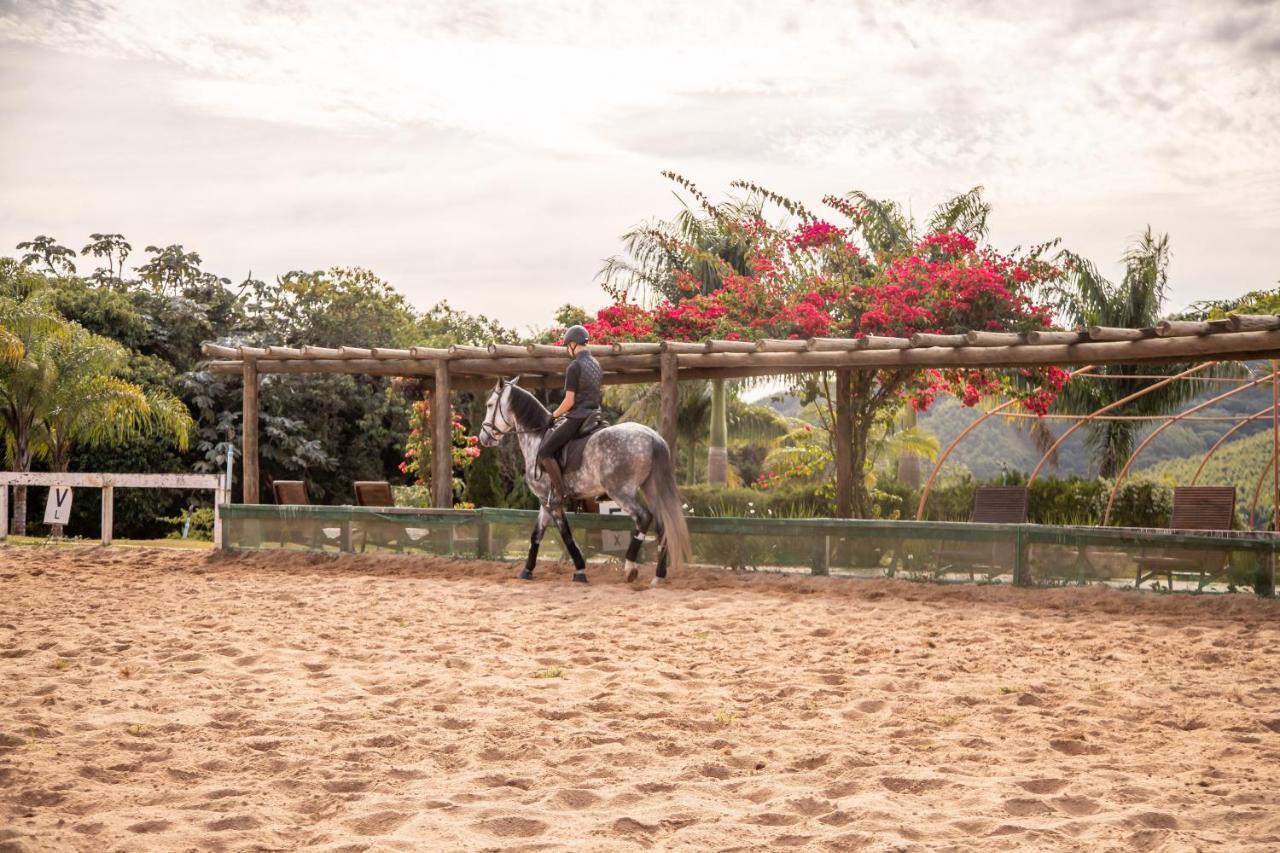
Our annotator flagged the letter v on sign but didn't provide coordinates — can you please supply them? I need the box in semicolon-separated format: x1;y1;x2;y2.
44;486;73;526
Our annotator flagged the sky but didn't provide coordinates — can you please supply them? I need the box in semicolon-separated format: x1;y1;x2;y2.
1;0;1278;334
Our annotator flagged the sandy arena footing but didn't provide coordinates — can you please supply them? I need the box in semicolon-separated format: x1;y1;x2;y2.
2;545;1279;851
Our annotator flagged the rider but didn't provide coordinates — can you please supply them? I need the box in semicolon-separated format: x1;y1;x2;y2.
537;324;603;508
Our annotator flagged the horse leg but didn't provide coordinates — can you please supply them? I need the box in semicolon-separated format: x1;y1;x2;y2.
653;518;669;585
553;508;589;583
610;490;653;583
519;507;552;580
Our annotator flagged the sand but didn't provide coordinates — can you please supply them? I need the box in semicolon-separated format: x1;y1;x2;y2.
1;545;1279;852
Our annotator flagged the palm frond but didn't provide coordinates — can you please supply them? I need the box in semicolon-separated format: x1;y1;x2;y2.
927;185;990;241
729;179;813;221
842;190;913;257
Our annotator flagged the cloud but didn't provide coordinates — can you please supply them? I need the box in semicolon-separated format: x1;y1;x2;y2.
0;0;1277;325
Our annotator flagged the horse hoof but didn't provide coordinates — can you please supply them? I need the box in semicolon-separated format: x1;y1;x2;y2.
518;569;534;580
624;566;639;583
572;572;588;584
650;576;664;587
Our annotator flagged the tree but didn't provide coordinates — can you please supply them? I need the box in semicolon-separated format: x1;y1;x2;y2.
598;172;762;485
36;326;193;535
136;244;215;294
0;262;68;533
16;236;77;276
588;177;1065;515
1042;228;1220;477
81;233;132;286
39;326;192;474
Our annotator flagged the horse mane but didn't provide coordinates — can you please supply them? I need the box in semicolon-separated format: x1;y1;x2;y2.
505;383;552;431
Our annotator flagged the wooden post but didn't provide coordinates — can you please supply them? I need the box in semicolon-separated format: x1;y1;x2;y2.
242;359;259;504
101;485;113;546
659;353;679;462
213;475;225;549
1272;362;1278;532
835;369;853;518
0;484;7;541
433;361;452;509
708;379;728;485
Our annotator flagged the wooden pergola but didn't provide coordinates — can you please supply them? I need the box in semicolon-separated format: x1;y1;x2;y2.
202;314;1280;513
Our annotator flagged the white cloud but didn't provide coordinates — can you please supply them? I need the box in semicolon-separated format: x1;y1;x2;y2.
1;0;1278;326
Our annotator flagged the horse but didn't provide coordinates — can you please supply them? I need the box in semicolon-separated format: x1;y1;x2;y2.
476;377;691;585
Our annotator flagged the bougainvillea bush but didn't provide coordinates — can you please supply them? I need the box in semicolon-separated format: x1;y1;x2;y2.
589;177;1071;515
402;398;480;507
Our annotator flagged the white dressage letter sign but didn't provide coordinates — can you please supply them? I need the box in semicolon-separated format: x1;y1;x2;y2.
44;486;73;526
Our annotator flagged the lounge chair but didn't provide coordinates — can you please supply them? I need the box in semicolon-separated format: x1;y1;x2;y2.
936;486;1029;580
353;481;406;552
354;481;395;507
271;480;308;505
1132;486;1235;590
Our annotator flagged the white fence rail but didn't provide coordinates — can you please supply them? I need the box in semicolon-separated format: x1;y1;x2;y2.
0;472;228;548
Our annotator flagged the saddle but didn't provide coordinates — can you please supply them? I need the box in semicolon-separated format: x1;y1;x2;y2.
557;412;609;474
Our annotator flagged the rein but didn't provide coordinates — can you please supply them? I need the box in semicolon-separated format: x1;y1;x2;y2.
483;385;550;439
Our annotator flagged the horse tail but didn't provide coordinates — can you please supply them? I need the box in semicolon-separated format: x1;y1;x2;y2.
643;434;692;573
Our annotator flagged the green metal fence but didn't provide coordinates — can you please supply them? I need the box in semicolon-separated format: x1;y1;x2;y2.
219;504;1278;595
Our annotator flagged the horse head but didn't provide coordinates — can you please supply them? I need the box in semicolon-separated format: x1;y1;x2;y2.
478;376;522;447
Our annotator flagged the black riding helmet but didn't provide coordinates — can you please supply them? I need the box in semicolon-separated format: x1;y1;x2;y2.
562;325;590;347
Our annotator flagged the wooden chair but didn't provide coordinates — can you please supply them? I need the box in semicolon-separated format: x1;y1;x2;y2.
270;480;314;548
935;487;1029;580
353;481;404;552
271;480;309;505
354;481;395;507
1133;486;1236;590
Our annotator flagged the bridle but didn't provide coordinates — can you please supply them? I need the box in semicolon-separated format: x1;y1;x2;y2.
479;382;546;443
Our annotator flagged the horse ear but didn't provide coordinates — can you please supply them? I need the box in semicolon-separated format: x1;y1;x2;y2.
510;374;522;386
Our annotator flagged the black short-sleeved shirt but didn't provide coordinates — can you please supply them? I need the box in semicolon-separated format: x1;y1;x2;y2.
563;350;603;418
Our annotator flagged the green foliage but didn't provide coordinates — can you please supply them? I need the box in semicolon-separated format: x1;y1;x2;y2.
1039;228;1238;476
244;267;416;348
161;506;215;541
3;234;520;537
680;480;908;520
1146;429;1277;526
416;300;514;347
1184;285;1280;320
16;235;77;276
920;474;1174;528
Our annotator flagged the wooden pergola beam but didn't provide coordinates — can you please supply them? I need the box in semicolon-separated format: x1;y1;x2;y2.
207;328;1280;380
212;319;1280;520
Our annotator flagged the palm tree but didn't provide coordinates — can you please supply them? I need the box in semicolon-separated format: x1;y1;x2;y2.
1043;228;1223;476
41;328;192;472
599;173;760;486
36;327;192;535
1;264;70;533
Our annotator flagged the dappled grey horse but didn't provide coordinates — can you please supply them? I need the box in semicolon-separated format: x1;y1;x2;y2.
477;378;690;585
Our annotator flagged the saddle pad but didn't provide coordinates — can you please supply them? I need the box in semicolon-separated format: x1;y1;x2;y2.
557;413;609;474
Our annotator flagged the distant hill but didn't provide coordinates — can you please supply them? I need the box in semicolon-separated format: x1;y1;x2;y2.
759;371;1276;483
1145;430;1276;525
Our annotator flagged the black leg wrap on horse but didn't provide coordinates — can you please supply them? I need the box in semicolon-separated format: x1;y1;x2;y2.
522;541;539;578
555;516;586;572
625;533;644;563
655;547;669;578
564;537;586;572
